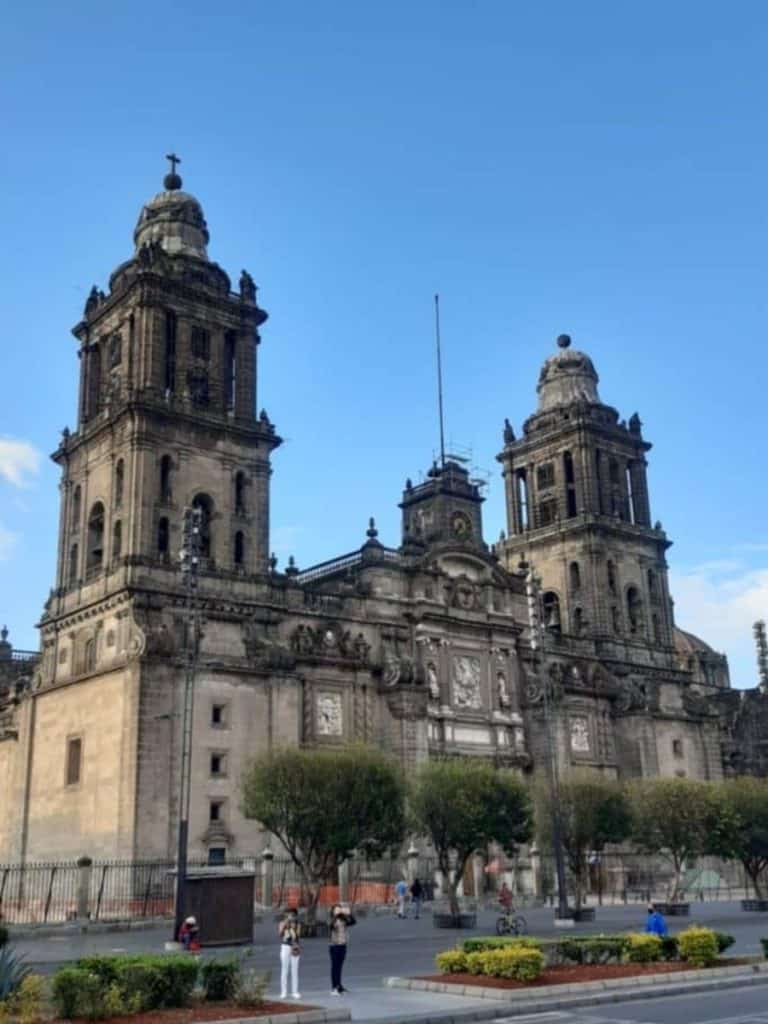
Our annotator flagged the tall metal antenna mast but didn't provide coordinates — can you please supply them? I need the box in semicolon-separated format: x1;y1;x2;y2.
434;293;446;468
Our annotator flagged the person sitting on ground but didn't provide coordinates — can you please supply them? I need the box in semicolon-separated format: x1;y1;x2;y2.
178;915;199;950
645;903;668;937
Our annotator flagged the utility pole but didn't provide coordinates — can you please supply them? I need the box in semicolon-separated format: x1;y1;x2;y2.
173;505;202;940
524;564;571;923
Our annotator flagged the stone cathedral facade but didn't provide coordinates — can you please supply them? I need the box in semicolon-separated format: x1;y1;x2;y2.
0;166;762;865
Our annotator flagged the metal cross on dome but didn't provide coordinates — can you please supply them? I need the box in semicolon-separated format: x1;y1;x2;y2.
166;152;181;174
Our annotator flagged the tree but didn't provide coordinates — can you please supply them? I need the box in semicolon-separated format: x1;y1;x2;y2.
629;777;720;902
536;773;632;910
409;759;533;919
241;745;406;920
708;776;768;899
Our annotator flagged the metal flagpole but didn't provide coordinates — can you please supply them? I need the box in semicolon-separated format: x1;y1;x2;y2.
434;294;446;469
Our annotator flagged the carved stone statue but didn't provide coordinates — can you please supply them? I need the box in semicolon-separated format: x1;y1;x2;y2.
427;661;440;700
497;670;511;708
239;269;257;303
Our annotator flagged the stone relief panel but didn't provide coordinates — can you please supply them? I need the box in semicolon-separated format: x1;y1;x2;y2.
316;692;343;736
570;715;591;754
452;655;482;710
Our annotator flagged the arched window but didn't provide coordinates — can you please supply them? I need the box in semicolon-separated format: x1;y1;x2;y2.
647;569;659;603
542;591;561;635
569;561;581;591
114;459;124;510
625;462;636;524
573;607;584;635
87;346;102;420
112;520;122;560
652;613;662;644
192;494;213;558
86;502;105;573
157;517;169;556
234;530;244;566
515;469;529;531
626;586;644;635
191;326;210;361
84;637;96;673
234;472;246;515
164;311;177;393
160;455;172;503
607;560;617;594
224;331;237;411
563;451;577;518
68;543;79;584
71;485;82;532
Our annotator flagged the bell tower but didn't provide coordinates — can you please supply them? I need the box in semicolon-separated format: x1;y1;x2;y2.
51;157;280;611
497;334;674;652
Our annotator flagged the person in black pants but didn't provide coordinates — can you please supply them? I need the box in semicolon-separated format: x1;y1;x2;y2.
329;903;356;994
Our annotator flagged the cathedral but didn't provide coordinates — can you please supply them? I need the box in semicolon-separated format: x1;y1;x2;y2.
1;163;765;865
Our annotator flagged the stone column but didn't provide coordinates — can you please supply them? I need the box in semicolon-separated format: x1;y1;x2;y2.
338;859;349;904
406;844;419;884
261;848;274;910
76;856;93;921
472;853;484;904
530;845;543;902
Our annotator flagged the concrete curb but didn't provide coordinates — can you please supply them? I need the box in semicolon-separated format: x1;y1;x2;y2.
377;962;768;1022
190;1011;350;1024
8;916;264;940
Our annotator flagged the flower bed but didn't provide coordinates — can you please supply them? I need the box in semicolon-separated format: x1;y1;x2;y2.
50;1003;315;1024
421;961;736;990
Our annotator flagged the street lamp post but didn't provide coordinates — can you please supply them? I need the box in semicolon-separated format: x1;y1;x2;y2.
524;564;571;922
173;506;202;940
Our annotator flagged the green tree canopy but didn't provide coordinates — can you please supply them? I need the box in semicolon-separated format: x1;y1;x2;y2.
629;777;721;901
409;758;533;917
241;744;406;917
709;776;768;899
536;773;632;909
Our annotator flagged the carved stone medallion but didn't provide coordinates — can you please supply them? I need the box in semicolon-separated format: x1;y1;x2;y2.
452;655;482;710
316;692;343;736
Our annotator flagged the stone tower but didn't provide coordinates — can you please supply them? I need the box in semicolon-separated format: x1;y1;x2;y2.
497;334;674;654
19;161;282;861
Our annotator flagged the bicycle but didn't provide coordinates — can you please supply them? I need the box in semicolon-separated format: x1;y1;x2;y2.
495;909;527;936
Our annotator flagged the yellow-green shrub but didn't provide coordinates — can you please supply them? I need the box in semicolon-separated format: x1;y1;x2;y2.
677;926;718;967
623;933;662;963
465;951;487;975
0;974;47;1024
435;950;468;974
480;946;545;982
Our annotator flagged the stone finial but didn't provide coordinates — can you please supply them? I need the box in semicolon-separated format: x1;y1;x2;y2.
1;625;8;643
366;517;378;540
629;412;642;434
556;333;572;349
503;417;515;443
269;552;278;573
405;478;413;491
285;555;299;577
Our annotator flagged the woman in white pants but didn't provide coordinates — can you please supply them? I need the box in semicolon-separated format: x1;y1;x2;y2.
278;908;301;999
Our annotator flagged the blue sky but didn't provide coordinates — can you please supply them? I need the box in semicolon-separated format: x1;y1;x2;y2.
1;1;766;684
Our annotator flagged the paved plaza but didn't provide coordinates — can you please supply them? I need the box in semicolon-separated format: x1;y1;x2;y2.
9;900;768;1021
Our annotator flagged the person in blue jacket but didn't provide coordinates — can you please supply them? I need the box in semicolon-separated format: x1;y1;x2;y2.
645;903;668;937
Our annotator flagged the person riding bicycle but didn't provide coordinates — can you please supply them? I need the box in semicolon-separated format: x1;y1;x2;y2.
499;882;514;914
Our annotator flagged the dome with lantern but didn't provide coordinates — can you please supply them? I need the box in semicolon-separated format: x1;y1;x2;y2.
536;334;601;412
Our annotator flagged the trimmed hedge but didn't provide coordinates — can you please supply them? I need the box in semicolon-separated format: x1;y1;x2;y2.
623;933;662;963
436;944;544;981
52;955;200;1019
677;927;718;967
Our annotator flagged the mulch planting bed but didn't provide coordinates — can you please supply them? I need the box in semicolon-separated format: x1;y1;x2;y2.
420;961;742;990
54;1003;318;1024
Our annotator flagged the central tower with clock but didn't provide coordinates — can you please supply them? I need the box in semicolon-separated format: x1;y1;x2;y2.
400;459;486;551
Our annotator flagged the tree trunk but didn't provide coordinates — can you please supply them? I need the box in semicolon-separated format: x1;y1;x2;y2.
669;856;683;902
746;862;765;900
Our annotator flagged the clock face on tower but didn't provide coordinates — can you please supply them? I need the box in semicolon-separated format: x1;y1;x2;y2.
450;511;472;539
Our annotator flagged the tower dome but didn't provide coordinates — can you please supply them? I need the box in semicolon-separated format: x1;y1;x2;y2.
536;334;601;411
133;156;210;259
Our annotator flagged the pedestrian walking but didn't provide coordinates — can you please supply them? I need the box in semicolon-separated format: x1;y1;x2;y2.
410;877;424;919
395;878;408;918
329;903;356;994
645;903;668;937
278;908;301;1000
178;915;199;951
